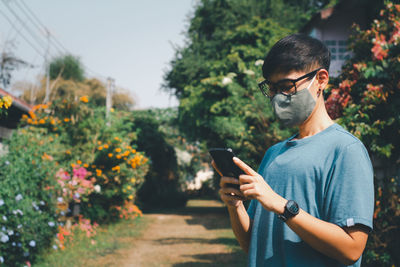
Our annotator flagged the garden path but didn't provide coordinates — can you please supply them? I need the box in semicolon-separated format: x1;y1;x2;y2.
96;199;247;267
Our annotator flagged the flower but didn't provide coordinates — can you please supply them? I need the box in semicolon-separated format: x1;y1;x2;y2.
255;59;264;66
29;240;36;247
48;221;55;227
0;256;4;263
79;96;89;103
0;199;4;206
94;185;101;193
2;216;7;221
108;153;113;158
15;194;23;201
222;77;232;85
0;234;9;243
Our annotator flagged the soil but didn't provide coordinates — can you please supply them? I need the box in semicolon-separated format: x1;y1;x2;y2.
95;199;247;267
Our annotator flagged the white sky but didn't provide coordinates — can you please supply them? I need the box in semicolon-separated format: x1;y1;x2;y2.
0;0;195;108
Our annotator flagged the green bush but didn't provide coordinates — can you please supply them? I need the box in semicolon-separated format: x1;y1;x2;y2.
21;98;149;224
0;130;59;266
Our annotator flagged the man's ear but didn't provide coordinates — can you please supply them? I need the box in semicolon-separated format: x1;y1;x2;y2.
317;69;329;90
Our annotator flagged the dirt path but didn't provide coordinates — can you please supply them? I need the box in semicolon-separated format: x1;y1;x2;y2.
97;199;247;267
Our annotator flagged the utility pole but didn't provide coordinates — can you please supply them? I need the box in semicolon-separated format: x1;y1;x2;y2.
106;77;114;125
43;29;50;103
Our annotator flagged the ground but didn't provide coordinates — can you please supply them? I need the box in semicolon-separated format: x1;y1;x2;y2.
95;199;247;267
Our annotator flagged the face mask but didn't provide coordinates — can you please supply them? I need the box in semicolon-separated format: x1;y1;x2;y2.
271;74;317;127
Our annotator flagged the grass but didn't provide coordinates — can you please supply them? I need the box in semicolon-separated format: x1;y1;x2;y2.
34;216;150;267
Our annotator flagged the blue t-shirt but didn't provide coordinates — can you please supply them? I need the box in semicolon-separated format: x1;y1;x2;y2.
247;123;374;267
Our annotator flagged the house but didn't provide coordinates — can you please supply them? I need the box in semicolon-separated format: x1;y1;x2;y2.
300;0;379;76
0;88;32;140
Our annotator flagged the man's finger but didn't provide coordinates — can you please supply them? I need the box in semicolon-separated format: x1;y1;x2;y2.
220;186;244;197
233;157;257;175
238;174;254;184
211;160;223;177
220;176;240;187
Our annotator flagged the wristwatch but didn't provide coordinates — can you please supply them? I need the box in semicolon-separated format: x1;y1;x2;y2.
278;200;299;222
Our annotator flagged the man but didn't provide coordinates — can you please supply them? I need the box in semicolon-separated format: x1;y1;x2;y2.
213;34;374;266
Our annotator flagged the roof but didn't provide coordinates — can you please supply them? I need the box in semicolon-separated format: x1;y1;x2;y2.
0;88;32;113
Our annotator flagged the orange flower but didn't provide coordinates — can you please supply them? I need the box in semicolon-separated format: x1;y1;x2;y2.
64;118;70;122
79;96;89;103
103;144;109;149
83;163;89;168
65;150;71;155
98;146;103;151
96;169;102;176
76;160;82;165
115;148;122;153
39;119;45;124
116;155;122;159
108;153;113;158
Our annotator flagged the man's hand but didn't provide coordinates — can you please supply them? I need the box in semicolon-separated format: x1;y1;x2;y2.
233;157;286;214
211;160;244;207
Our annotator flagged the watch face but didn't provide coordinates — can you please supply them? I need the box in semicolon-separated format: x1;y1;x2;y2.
287;200;299;214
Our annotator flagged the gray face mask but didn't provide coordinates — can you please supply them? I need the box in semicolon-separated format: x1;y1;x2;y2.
271;74;317;127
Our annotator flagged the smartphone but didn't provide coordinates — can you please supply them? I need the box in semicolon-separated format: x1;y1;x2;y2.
208;148;245;190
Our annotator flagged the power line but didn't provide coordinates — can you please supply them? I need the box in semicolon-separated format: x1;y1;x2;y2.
17;0;107;79
1;0;49;53
0;8;45;58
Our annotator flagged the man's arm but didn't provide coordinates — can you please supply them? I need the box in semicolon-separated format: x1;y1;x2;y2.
212;161;253;253
234;157;369;265
286;208;369;265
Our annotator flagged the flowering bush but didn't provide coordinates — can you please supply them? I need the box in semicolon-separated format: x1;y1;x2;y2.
20;97;149;222
0;95;12;117
56;166;95;204
325;3;400;266
0;130;59;266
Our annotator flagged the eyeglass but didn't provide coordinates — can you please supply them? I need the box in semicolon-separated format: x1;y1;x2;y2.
258;68;322;98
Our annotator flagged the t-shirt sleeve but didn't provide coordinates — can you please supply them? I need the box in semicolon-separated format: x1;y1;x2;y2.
323;141;374;231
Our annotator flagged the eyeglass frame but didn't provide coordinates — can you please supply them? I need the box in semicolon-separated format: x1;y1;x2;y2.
258;67;323;98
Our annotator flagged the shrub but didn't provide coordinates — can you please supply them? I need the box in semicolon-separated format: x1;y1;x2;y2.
20;97;149;223
325;2;400;266
0;130;59;266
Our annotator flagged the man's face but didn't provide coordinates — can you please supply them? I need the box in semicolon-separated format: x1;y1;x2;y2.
267;69;320;99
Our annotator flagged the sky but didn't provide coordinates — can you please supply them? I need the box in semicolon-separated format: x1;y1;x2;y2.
0;0;196;109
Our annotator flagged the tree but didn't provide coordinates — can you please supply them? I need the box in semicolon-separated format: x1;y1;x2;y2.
163;0;333;168
49;54;85;82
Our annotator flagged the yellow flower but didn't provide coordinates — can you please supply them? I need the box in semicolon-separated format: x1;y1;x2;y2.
79;96;89;103
2;96;12;109
97;141;102;145
130;178;136;183
110;108;114;112
127;185;132;190
65;150;71;155
112;166;120;172
128;195;133;200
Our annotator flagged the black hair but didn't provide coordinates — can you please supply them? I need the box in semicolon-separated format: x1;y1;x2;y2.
262;33;330;79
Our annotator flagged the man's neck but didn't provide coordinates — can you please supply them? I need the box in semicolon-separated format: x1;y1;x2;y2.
297;98;334;139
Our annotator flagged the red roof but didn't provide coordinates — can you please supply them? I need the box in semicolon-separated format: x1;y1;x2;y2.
0;87;32;113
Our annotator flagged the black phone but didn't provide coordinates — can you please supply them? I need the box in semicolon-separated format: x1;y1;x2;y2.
209;148;245;190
